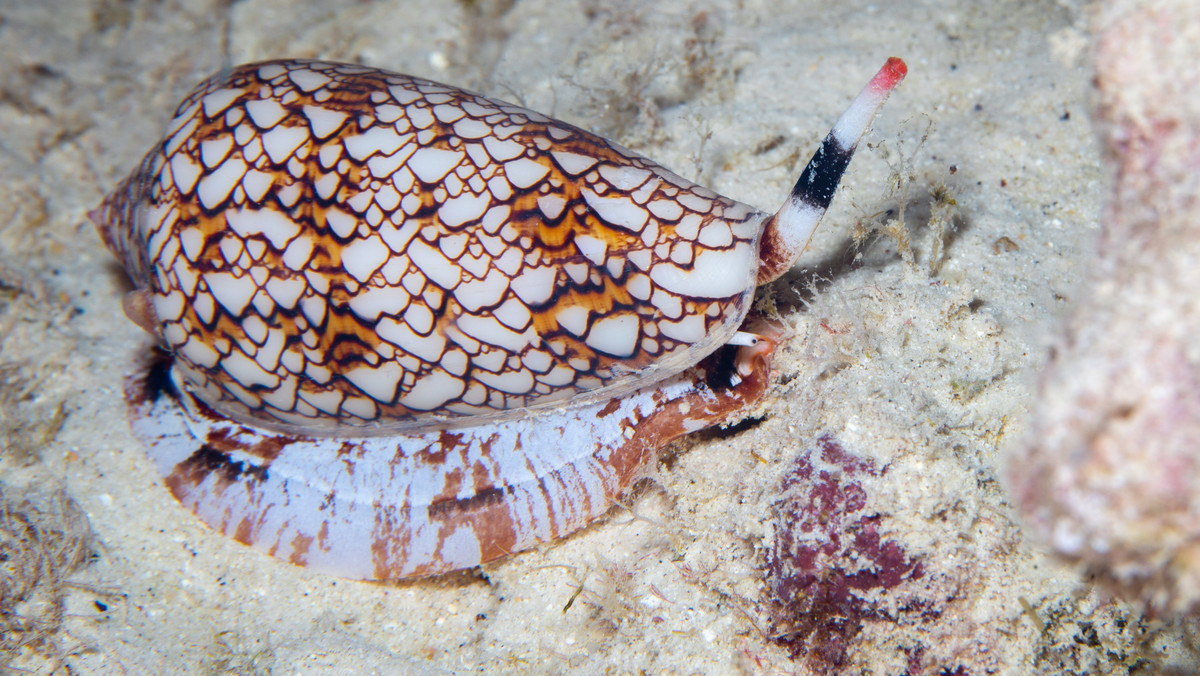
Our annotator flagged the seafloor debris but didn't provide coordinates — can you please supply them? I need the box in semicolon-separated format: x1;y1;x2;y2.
0;484;95;671
1011;0;1200;615
764;435;946;674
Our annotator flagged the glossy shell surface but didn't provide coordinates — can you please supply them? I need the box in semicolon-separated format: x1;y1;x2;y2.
97;59;767;437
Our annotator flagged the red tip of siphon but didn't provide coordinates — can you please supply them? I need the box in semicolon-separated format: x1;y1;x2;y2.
872;57;908;93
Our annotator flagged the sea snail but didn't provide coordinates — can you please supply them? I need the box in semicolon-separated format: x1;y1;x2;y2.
93;57;906;579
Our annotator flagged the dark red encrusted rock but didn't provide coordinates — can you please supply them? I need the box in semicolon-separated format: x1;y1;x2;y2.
764;434;925;672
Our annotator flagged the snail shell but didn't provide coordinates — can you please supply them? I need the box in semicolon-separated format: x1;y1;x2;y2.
95;58;906;578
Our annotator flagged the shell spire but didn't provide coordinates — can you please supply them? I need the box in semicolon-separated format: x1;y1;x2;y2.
757;57;908;283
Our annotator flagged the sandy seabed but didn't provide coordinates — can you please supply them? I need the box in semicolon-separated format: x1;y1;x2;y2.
2;0;1196;673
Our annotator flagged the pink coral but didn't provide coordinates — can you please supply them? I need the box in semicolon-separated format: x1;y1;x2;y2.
1011;0;1200;615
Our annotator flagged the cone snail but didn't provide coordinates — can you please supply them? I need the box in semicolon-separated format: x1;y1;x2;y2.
93;57;907;579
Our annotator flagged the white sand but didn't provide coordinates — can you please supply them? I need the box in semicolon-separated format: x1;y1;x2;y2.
2;0;1195;672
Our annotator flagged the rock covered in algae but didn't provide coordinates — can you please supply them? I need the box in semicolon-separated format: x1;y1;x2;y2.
1011;0;1200;615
